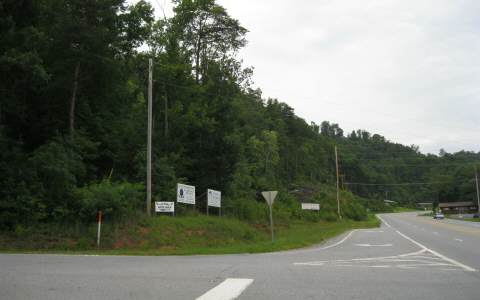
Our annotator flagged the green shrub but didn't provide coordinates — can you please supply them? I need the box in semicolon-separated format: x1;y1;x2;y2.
75;180;144;222
224;197;268;223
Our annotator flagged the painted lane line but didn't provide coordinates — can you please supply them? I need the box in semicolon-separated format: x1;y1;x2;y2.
319;230;357;250
454;238;463;242
344;249;425;262
354;243;393;247
376;215;391;228
395;230;476;272
196;278;254;300
293;249;426;266
294;261;326;266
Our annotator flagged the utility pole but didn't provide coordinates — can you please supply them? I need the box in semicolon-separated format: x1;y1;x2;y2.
146;58;153;216
335;145;341;219
475;166;480;213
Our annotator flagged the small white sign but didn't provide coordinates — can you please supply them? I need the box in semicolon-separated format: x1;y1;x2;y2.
155;201;174;213
177;183;195;205
207;189;221;208
301;203;320;211
261;191;278;207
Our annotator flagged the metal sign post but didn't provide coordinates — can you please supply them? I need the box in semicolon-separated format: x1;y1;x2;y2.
262;191;278;242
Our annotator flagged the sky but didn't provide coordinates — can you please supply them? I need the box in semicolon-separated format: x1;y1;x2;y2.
137;0;480;154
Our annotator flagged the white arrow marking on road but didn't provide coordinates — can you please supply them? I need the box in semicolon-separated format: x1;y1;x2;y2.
454;238;463;242
196;278;253;300
354;243;393;247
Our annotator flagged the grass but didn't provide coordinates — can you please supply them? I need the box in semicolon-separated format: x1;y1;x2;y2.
445;215;480;222
0;215;380;255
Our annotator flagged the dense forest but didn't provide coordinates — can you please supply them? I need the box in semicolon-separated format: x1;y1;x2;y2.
1;0;479;229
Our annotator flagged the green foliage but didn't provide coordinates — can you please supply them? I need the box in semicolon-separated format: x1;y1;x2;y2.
0;215;379;254
74;180;144;222
0;0;478;231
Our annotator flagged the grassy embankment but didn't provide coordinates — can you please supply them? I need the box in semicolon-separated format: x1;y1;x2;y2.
445;215;480;222
0;215;379;255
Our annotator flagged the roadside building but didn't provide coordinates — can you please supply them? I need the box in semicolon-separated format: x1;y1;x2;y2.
417;202;433;210
438;201;478;214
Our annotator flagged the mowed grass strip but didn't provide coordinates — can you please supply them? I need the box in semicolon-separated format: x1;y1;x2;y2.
0;215;380;255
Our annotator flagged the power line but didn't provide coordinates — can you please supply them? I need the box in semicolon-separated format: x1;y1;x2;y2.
345;179;475;187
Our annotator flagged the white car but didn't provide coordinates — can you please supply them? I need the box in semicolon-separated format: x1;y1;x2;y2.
433;212;445;219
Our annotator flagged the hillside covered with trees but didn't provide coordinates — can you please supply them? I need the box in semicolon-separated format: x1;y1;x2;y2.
1;0;479;230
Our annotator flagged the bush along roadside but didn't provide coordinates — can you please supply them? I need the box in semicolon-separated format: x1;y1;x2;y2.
0;183;380;255
0;214;380;255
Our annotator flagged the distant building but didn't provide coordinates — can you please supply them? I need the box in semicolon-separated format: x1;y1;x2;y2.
438;201;478;214
417;202;433;210
384;200;397;206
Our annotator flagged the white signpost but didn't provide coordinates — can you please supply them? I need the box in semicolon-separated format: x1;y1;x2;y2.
177;183;195;205
261;191;278;242
155;201;175;215
207;189;221;216
301;203;320;211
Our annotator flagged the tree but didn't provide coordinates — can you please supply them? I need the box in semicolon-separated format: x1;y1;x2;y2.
171;0;247;83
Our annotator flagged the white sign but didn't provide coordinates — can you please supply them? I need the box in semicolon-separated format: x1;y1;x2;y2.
155;201;174;213
261;191;278;207
207;189;221;207
301;203;320;211
177;183;195;205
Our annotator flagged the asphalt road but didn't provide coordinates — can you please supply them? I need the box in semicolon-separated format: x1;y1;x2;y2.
1;212;479;300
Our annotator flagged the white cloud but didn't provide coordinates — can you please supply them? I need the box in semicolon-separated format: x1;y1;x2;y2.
141;0;480;154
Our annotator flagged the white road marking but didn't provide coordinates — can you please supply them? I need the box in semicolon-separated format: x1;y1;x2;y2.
196;278;253;300
455;238;463;242
376;215;391;228
364;230;384;233
354;243;392;247
395;230;476;272
319;230;357;250
294;249;425;266
294;261;326;266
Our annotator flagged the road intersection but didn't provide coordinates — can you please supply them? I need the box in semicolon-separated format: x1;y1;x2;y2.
1;212;479;299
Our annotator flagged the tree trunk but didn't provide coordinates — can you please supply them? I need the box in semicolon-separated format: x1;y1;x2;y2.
69;61;81;135
164;94;168;138
195;41;201;83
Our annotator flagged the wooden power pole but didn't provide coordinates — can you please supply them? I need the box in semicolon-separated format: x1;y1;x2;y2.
335;145;341;219
147;59;153;216
475;166;480;213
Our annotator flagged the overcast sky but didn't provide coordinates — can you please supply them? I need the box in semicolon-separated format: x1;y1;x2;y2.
140;0;479;154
